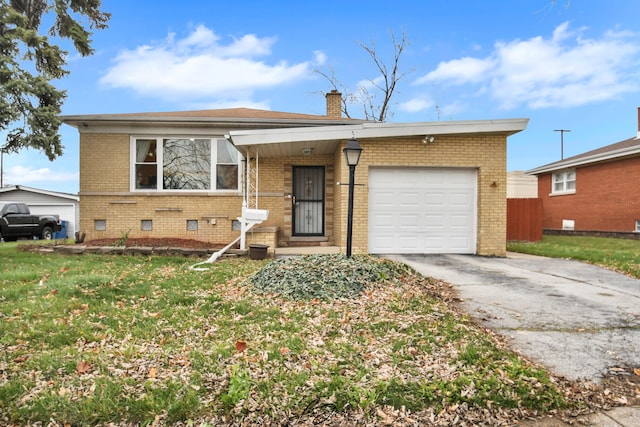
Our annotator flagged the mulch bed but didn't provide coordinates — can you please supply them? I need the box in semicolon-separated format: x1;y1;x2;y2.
83;237;226;250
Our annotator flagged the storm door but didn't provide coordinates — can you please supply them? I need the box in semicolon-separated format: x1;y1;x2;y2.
292;166;325;236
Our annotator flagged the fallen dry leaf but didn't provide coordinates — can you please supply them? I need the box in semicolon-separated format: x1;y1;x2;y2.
148;366;158;379
14;355;29;363
234;340;247;353
76;360;91;374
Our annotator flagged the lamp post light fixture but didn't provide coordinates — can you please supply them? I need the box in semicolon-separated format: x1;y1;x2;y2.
343;137;362;258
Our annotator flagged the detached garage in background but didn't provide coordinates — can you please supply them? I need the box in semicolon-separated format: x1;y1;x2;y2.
0;185;79;239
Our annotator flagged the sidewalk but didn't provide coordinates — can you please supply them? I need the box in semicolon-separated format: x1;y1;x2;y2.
522;406;640;426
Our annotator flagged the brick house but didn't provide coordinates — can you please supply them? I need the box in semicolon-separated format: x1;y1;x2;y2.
527;108;640;234
61;92;528;256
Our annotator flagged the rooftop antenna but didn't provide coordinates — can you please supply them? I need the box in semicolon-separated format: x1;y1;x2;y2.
554;129;571;160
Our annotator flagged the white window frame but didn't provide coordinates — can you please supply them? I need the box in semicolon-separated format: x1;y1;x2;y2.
635;220;640;232
130;136;242;193
551;169;576;195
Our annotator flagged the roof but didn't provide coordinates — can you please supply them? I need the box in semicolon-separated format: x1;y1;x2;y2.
227;118;530;158
60;107;364;130
0;185;79;201
527;137;640;175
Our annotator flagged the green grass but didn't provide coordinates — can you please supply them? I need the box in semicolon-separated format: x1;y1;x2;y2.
0;242;578;425
508;235;640;278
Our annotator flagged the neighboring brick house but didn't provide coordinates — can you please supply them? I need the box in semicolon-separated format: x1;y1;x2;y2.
527;109;640;234
62;92;528;256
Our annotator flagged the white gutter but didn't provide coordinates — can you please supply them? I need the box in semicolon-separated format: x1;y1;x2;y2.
526;142;640;175
227;118;529;146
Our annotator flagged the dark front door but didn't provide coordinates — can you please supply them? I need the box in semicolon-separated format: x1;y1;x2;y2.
292;166;325;236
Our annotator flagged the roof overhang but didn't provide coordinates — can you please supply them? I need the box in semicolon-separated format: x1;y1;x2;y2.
526;139;640;175
227;118;529;158
0;185;79;200
60;112;362;134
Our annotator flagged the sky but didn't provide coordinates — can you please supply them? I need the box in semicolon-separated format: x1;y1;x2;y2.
2;0;640;194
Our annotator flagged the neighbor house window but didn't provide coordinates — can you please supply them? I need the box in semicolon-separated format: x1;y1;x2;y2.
552;170;576;194
141;220;153;231
95;220;106;231
636;220;640;232
131;137;240;192
187;220;198;231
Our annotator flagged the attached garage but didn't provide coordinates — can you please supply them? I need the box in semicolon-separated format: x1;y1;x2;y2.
368;167;477;254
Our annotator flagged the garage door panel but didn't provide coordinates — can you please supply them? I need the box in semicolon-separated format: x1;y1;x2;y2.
425;214;444;226
370;191;395;208
398;214;420;228
425;192;446;207
449;215;473;227
399;192;420;207
424;237;445;251
450;237;473;251
371;213;395;229
369;168;477;254
398;235;420;249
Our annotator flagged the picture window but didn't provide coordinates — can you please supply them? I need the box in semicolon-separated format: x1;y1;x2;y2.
131;137;240;192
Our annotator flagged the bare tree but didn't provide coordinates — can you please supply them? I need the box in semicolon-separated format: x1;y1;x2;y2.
316;31;410;123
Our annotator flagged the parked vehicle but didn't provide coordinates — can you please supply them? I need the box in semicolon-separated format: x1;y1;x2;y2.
0;202;61;241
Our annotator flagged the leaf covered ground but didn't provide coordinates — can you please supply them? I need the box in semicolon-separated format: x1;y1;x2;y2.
0;247;630;426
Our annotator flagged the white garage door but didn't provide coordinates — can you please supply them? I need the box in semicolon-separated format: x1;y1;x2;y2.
368;168;477;254
28;204;76;239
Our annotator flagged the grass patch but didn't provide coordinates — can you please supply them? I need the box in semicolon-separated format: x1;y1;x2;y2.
0;243;583;425
508;235;640;278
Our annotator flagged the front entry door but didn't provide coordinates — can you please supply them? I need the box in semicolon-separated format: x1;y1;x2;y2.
292;166;325;236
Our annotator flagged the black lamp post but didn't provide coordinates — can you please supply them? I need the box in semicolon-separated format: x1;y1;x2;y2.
343;137;362;257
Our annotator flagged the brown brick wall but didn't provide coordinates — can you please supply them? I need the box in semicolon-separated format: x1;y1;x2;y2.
538;156;640;232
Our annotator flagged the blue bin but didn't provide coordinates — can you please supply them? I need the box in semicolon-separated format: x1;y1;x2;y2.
53;220;68;239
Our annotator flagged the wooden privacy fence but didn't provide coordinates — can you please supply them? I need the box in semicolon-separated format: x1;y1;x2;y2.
507;198;542;242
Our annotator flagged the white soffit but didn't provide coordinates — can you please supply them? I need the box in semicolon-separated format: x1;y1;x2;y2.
227;118;529;148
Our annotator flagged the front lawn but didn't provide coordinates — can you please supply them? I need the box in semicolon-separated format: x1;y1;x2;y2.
508;235;640;279
0;244;602;425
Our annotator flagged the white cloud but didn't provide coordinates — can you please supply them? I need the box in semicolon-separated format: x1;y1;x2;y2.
415;22;640;110
100;25;315;102
6;166;78;186
398;97;434;113
415;57;495;86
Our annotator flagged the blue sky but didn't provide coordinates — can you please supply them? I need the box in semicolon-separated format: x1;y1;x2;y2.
3;0;640;194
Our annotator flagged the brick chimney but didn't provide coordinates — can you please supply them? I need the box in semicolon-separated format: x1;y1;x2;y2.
325;90;342;118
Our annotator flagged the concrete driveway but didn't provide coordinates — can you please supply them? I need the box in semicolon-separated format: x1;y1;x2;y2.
389;253;640;383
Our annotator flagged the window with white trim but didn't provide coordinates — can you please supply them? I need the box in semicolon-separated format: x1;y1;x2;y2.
132;137;240;191
635;220;640;232
552;170;576;194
